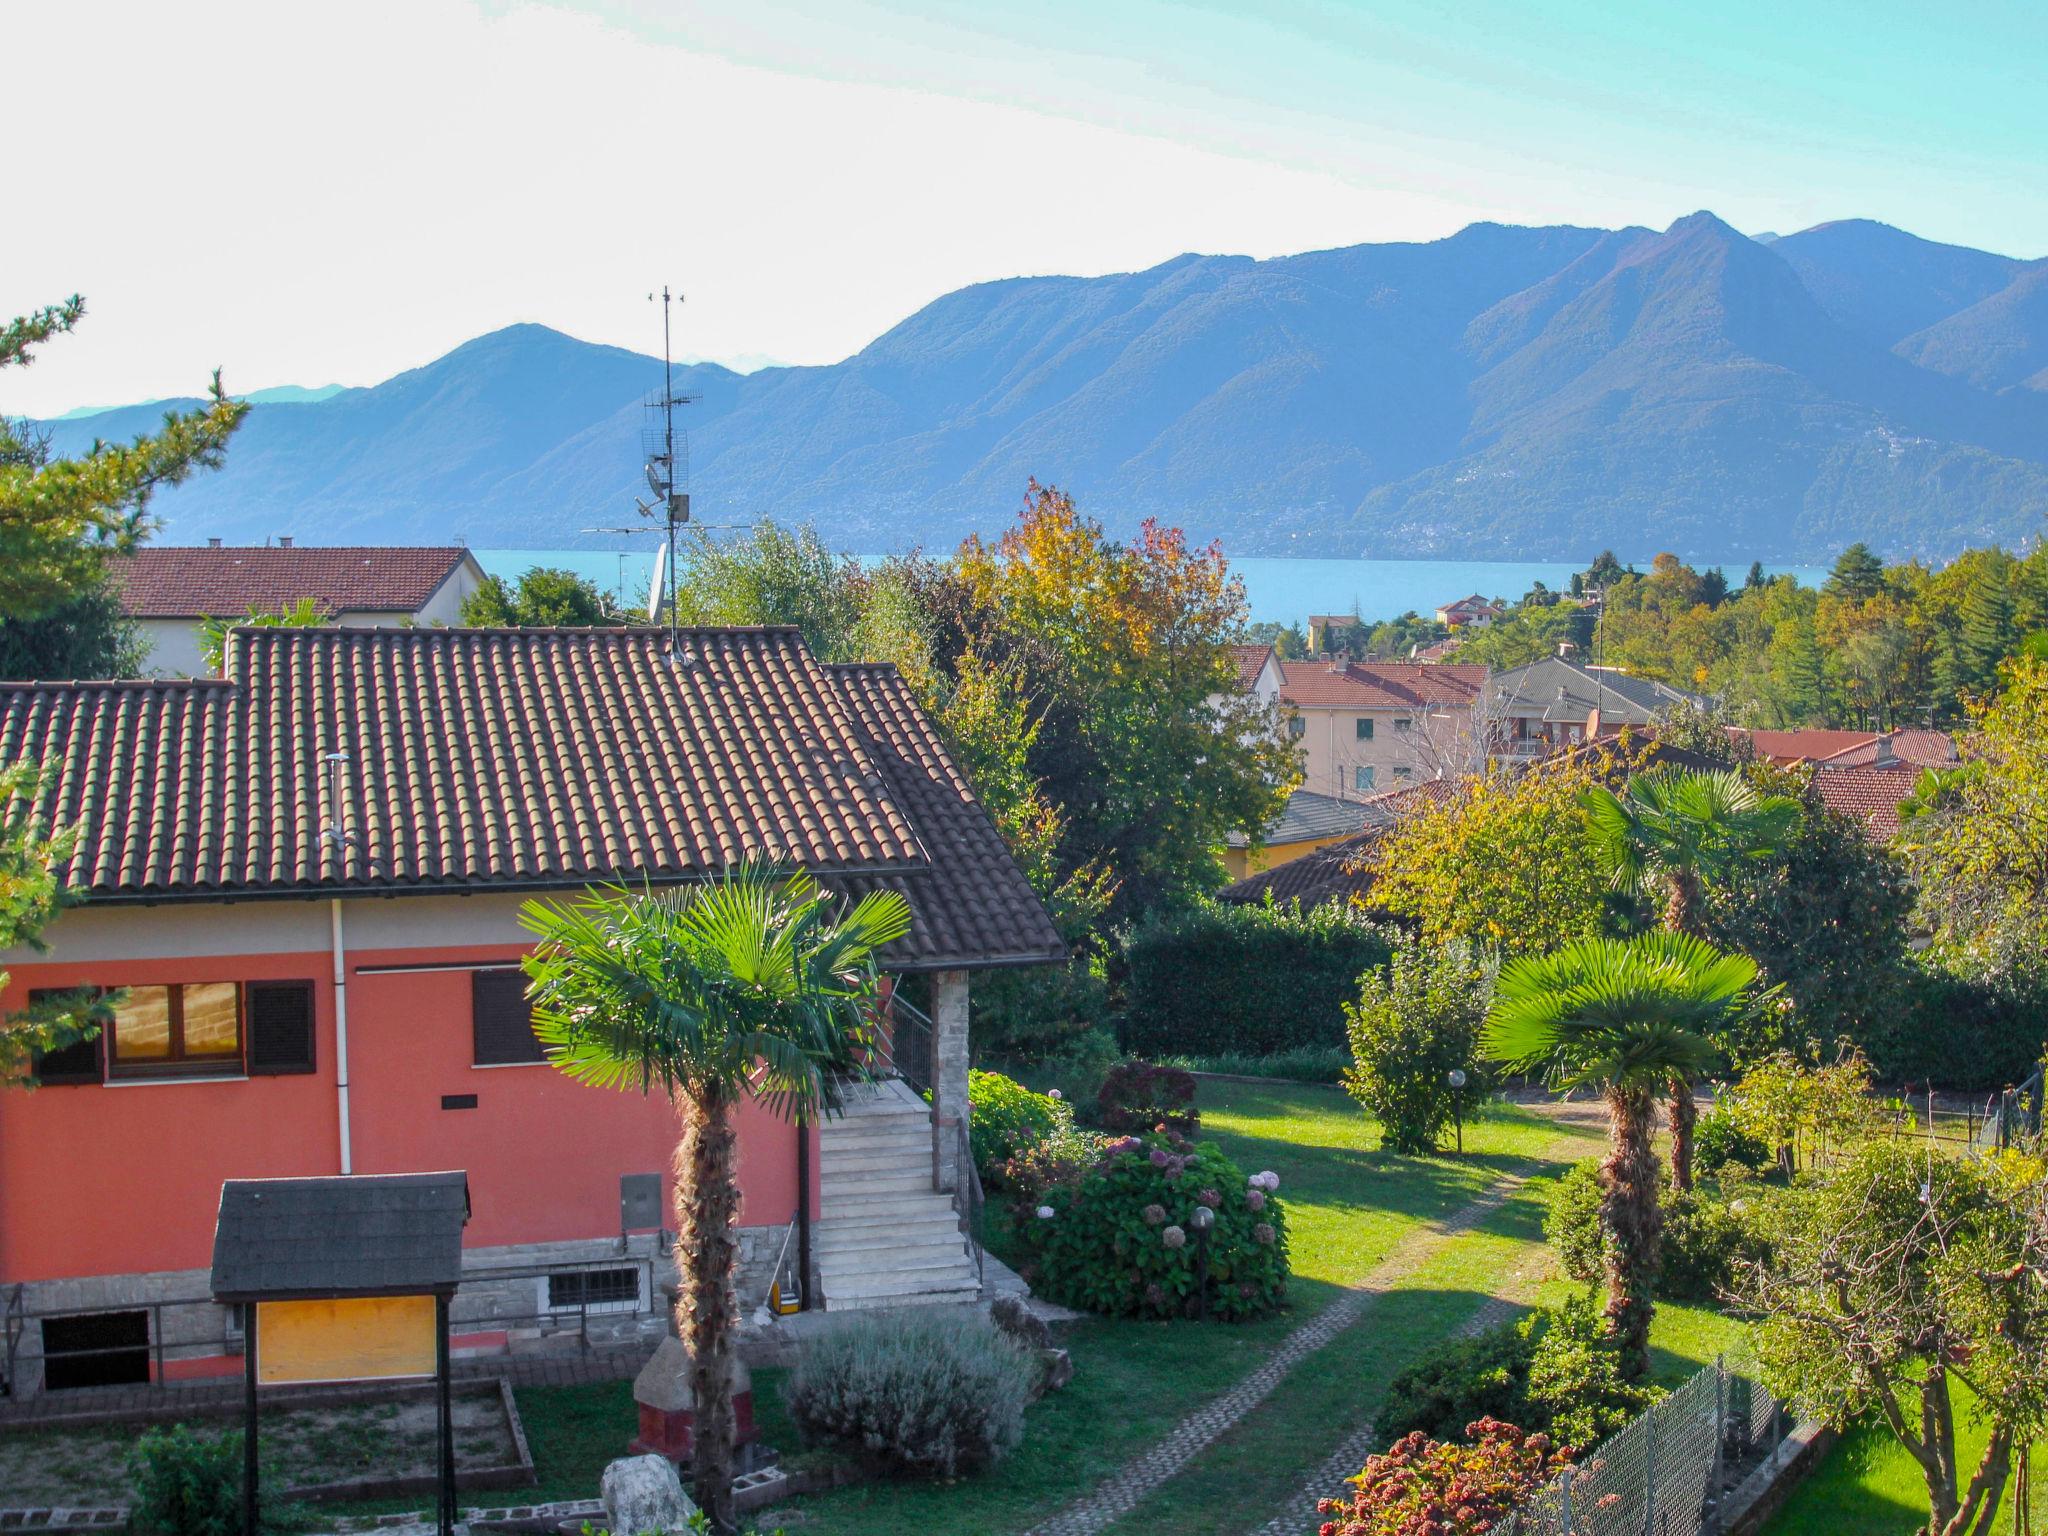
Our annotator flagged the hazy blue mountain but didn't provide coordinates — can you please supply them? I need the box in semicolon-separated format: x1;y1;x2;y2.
34;214;2048;562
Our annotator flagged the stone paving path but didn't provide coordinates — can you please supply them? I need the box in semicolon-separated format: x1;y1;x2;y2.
1021;1157;1560;1536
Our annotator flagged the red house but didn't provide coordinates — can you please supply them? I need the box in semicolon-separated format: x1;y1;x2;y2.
0;626;1061;1396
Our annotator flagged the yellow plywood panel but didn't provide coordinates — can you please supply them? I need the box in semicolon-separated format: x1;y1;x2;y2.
257;1295;437;1385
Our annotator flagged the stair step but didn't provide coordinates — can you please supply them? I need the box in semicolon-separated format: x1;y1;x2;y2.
821;1273;981;1310
815;1211;963;1243
820;1152;932;1179
818;1245;972;1278
821;1173;932;1199
820;1120;931;1143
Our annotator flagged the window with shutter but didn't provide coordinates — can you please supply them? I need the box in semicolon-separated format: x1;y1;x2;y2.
247;981;317;1075
26;988;104;1086
473;969;545;1066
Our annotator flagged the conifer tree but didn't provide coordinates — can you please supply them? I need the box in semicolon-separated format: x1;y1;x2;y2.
1;297;246;621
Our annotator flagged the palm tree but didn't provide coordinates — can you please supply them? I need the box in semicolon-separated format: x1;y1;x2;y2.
519;867;912;1527
1483;932;1757;1379
1582;767;1797;1187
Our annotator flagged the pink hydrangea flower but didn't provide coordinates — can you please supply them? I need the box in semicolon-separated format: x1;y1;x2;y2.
1253;1223;1276;1245
1247;1189;1267;1212
1162;1225;1187;1249
1142;1203;1167;1226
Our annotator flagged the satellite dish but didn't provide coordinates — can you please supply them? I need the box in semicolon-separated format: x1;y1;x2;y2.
645;463;665;497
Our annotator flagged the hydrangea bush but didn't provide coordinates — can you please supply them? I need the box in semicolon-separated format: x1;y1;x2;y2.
962;1069;1074;1187
1316;1419;1568;1536
1016;1131;1288;1320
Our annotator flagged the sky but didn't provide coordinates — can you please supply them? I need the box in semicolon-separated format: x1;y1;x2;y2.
7;0;2044;417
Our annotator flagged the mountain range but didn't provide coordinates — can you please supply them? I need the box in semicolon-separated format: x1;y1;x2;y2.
36;212;2048;562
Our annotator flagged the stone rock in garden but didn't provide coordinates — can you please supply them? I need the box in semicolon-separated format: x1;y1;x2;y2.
1039;1346;1074;1394
602;1452;698;1535
990;1293;1051;1351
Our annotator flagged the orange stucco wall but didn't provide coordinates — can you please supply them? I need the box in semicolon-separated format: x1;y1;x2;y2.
0;931;815;1287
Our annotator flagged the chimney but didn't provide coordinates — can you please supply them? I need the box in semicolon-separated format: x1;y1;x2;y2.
208;537;222;549
278;536;294;549
1874;733;1896;766
1556;641;1577;658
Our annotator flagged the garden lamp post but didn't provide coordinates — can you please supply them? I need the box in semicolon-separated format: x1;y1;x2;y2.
1190;1205;1215;1321
1447;1069;1468;1154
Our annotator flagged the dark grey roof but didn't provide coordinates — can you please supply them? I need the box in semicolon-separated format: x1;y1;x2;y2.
1225;788;1385;849
1491;656;1703;726
211;1172;470;1301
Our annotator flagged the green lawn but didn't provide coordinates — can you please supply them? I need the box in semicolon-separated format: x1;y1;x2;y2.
1763;1378;2047;1536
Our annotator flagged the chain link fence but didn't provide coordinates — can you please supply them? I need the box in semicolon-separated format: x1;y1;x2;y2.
1499;1356;1789;1536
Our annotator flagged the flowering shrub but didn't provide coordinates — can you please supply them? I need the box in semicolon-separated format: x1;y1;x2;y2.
998;1122;1108;1217
1016;1132;1287;1320
1316;1419;1568;1536
963;1069;1073;1186
1097;1060;1199;1135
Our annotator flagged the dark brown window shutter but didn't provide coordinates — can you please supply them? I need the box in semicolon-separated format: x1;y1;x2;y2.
472;969;544;1065
25;988;104;1085
247;981;317;1075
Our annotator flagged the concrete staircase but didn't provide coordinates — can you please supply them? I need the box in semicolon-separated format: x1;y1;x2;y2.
815;1078;981;1311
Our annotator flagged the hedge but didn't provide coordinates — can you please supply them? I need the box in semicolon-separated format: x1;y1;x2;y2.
1121;898;1392;1058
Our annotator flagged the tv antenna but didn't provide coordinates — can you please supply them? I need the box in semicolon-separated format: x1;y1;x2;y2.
579;286;754;662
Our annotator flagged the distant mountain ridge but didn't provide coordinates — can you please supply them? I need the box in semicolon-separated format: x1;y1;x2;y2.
37;213;2048;562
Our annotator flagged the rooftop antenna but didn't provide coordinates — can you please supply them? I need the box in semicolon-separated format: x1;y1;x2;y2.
579;285;755;664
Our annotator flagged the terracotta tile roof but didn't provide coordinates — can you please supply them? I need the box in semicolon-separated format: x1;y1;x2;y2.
1;626;935;900
826;663;1066;971
113;545;474;618
1737;728;1877;765
1229;644;1275;691
1811;761;1916;842
1277;660;1487;711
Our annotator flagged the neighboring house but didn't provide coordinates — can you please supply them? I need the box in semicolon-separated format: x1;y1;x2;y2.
0;626;1061;1395
1489;655;1704;761
1433;594;1503;629
1229;642;1285;704
1305;614;1361;655
1222;788;1384;881
1217;779;1459;908
1810;760;1919;843
1732;728;1956;769
1410;636;1465;663
1277;659;1487;797
113;543;488;676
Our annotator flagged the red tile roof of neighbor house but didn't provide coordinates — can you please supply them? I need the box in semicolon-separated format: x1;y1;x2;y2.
1810;761;1917;843
112;546;473;618
0;627;1063;971
1732;727;1957;769
1229;643;1275;691
1276;660;1487;711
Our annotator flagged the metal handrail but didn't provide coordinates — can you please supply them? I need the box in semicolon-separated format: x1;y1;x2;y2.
956;1117;986;1290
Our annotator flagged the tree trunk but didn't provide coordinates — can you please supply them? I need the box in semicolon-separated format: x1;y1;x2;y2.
676;1083;740;1529
1668;1082;1697;1192
1602;1084;1662;1381
1663;870;1702;937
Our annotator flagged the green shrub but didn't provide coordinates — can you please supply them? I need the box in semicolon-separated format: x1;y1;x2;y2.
782;1310;1034;1477
1545;1160;1607;1285
1341;935;1490;1153
1524;1296;1654;1451
1858;961;2048;1092
1377;1317;1535;1442
1121;898;1393;1058
1693;1100;1770;1174
1018;1133;1288;1320
1096;1061;1199;1135
1544;1158;1758;1301
1374;1299;1652;1455
965;1069;1072;1186
129;1424;241;1536
996;1123;1109;1221
1156;1045;1351;1083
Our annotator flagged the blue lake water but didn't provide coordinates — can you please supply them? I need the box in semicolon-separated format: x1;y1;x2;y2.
476;548;1830;628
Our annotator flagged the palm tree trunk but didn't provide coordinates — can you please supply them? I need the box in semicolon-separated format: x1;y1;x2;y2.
1668;1082;1697;1192
1603;1083;1662;1381
676;1082;740;1528
1663;869;1702;937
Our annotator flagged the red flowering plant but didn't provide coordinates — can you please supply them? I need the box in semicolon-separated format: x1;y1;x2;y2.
1016;1131;1287;1320
1317;1418;1569;1536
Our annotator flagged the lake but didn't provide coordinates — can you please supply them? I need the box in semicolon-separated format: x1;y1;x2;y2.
475;548;1831;628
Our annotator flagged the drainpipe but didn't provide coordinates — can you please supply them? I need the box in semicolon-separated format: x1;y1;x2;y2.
795;1108;812;1312
331;898;354;1175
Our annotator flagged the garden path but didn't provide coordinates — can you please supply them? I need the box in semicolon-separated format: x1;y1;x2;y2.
1020;1109;1598;1536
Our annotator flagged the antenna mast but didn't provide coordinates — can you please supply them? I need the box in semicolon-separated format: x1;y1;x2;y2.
644;286;700;662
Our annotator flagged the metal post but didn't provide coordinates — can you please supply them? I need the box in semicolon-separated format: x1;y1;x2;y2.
152;1302;164;1388
1710;1356;1726;1535
796;1108;813;1312
1559;1465;1577;1534
436;1292;455;1536
242;1304;260;1536
1642;1400;1657;1536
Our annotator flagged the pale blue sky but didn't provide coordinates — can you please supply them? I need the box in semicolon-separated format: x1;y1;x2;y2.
8;0;2042;416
